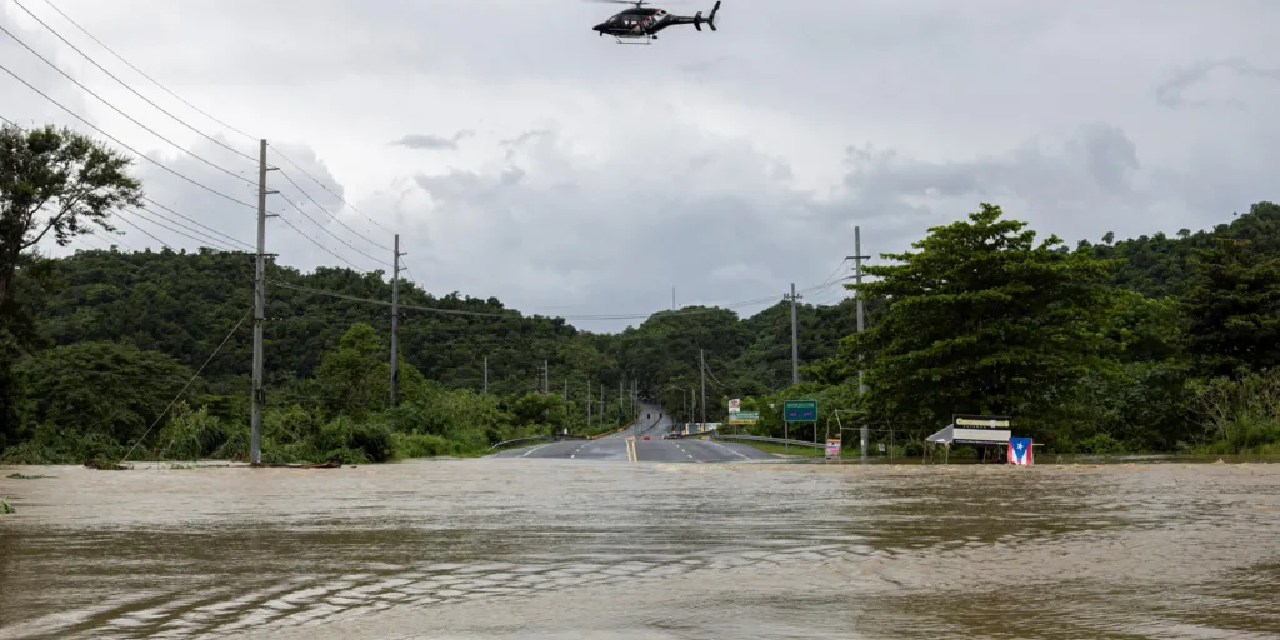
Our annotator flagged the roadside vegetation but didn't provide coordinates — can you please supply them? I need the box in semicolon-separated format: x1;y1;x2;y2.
1;122;1277;464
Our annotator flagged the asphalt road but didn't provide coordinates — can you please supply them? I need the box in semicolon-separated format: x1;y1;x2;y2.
492;404;774;462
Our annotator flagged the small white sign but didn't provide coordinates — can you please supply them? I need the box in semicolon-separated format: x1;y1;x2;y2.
728;398;741;412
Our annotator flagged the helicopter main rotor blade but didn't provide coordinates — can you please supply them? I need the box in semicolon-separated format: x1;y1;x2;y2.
581;0;696;4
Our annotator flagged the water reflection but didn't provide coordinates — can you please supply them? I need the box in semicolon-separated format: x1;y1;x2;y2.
1;460;1277;639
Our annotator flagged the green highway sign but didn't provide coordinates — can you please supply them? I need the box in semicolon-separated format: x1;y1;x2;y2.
783;400;817;422
728;411;759;424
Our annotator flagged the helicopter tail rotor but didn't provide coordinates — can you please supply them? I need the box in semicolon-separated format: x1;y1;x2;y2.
693;1;719;31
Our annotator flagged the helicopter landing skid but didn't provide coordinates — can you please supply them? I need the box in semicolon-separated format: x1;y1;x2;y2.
614;34;654;44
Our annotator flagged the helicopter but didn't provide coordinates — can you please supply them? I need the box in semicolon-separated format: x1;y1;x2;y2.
589;0;721;44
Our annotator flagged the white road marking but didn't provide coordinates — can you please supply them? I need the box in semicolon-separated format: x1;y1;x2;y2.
707;441;751;460
521;443;555;458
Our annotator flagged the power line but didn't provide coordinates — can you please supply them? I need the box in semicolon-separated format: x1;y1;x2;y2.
271;149;396;235
112;211;169;247
120;307;252;463
9;0;258;164
141;197;255;251
126;207;240;251
273;214;365;272
0;62;259;211
21;0;396;241
31;0;257;141
266;279;848;323
269;280;518;317
0;23;255;186
276;168;391;252
275;191;390;267
86;229;136;251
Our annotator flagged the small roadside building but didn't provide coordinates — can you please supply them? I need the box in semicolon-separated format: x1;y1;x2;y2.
924;414;1012;463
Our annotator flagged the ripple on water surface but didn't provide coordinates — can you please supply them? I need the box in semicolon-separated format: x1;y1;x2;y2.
0;460;1278;639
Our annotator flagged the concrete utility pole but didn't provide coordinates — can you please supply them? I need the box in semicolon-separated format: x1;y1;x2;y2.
690;386;695;428
390;234;403;407
483;357;488;394
251;139;278;466
847;225;872;462
671;286;675;310
619;380;623;423
700;349;706;428
587;379;592;428
543;360;548;395
686;386;696;427
789;283;800;384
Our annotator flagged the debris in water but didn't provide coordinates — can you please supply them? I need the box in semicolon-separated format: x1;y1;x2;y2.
84;459;130;470
6;473;55;479
0;499;13;514
249;461;342;469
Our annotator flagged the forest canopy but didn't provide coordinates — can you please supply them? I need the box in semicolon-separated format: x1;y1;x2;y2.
3;125;1277;462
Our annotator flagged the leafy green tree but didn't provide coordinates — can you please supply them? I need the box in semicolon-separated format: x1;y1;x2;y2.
1;124;142;448
1058;290;1191;451
1181;238;1280;378
842;203;1115;442
16;341;192;448
313;322;425;418
0;123;142;308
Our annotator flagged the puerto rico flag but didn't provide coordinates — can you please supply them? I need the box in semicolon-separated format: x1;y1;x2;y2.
1008;438;1033;465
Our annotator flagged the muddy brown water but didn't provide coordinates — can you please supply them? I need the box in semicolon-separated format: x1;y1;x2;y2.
1;460;1278;639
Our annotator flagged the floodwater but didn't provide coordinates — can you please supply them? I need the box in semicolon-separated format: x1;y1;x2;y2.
2;460;1279;639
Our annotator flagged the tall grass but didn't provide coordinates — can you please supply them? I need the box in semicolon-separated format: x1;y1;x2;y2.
1191;370;1280;454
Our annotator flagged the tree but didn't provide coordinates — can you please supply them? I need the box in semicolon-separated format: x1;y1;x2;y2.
16;341;192;448
313;323;425;418
1182;238;1280;378
842;203;1114;442
0;123;143;308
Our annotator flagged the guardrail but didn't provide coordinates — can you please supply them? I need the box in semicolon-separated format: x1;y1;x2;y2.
486;433;586;453
710;433;824;448
488;416;662;453
587;425;629;440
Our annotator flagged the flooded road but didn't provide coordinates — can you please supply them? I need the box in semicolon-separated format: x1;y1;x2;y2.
2;460;1279;639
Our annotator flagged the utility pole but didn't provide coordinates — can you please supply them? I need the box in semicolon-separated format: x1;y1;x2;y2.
700;349;706;429
483;357;488;394
848;225;872;462
671;286;675;310
543;360;548;395
390;234;403;407
587;379;592;428
789;282;800;384
619;380;623;425
251;139;278;466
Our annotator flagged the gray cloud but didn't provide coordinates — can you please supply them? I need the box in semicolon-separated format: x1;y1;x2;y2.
9;0;1278;333
0;1;91;132
391;130;473;151
1156;59;1280;109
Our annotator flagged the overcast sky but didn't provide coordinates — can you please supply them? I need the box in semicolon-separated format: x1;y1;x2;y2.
4;0;1277;332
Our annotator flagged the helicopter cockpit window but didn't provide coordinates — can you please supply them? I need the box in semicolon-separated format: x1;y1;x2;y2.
607;14;626;24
